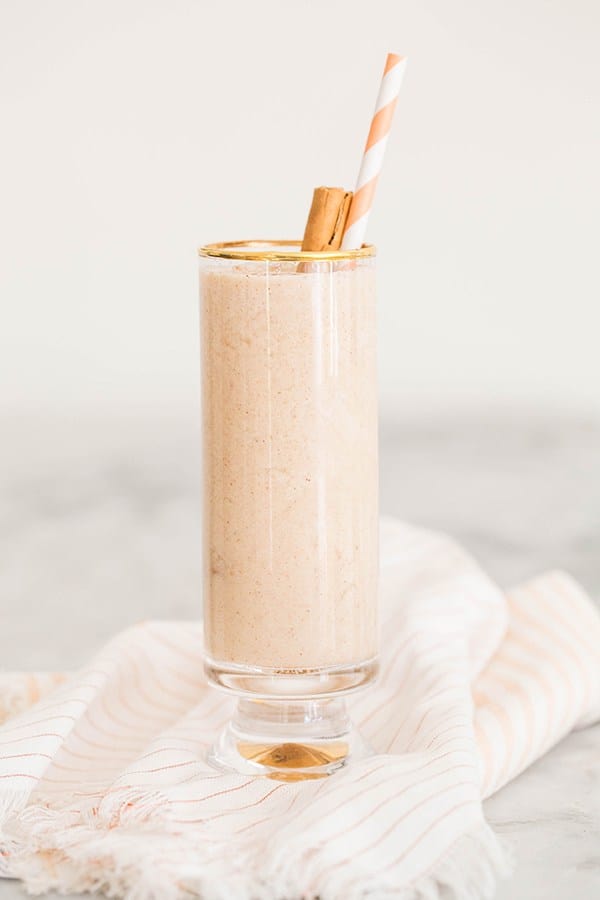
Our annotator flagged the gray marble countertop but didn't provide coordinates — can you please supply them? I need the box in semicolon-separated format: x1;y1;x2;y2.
0;414;599;899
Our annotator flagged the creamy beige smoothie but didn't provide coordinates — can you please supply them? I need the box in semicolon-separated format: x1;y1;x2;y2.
200;257;378;670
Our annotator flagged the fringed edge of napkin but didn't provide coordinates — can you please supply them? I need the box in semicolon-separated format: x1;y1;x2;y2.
262;820;512;900
2;792;512;900
403;825;512;900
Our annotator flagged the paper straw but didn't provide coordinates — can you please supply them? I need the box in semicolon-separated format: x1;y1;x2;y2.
341;53;407;250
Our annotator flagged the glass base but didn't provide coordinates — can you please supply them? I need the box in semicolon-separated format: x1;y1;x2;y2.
205;656;378;699
208;697;371;781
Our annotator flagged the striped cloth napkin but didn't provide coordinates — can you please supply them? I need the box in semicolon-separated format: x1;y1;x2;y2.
1;520;599;900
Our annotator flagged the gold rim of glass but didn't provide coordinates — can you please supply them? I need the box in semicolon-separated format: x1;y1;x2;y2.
198;240;376;261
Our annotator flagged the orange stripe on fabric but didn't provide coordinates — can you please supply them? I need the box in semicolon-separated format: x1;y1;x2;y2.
171;777;255;805
511;596;586;710
59;730;141;755
351;603;468;719
478;647;558;765
275;761;390;834
406;710;470;752
143;624;203;665
48;758;123;775
382;799;476;874
0;752;52;762
313;782;473;891
325;764;476;849
384;680;464;752
481;670;537;777
113;759;202;780
308;769;478;894
473;720;495;783
233;790;303;836
472;688;516;789
0;772;38;780
0;733;63;748
173;782;286;825
291;753;468;845
0;714;78;733
359;637;458;730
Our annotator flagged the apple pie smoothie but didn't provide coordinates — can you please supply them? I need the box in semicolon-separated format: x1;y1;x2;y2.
200;243;378;677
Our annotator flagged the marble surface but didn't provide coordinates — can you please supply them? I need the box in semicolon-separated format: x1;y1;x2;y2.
0;413;599;899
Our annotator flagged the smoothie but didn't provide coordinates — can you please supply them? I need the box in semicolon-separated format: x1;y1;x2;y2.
200;256;378;671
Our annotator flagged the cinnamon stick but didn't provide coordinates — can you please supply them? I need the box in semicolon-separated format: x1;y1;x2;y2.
301;186;353;252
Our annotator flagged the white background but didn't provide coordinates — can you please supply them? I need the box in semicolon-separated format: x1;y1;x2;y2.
1;0;599;422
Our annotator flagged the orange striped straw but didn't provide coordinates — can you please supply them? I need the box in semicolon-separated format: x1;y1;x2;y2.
341;53;407;249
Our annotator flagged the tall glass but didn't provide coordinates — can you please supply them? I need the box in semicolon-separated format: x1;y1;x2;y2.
199;240;379;778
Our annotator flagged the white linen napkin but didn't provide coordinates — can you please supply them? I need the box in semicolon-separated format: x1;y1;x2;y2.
1;519;599;899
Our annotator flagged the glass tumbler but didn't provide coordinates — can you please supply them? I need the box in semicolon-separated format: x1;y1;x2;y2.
199;240;379;779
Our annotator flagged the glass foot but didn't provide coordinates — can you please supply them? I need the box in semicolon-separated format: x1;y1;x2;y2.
208;698;371;781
